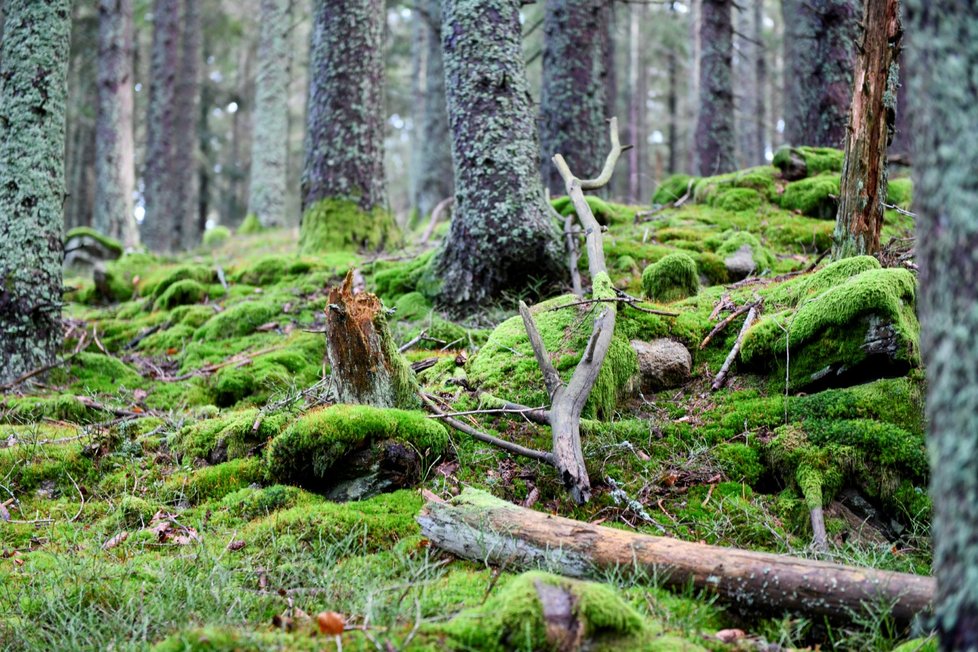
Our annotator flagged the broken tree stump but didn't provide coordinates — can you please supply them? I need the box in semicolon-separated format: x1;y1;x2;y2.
417;488;934;623
325;270;419;409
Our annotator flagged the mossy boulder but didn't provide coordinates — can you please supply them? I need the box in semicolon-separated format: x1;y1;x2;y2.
162;457;266;505
64;227;124;271
714;187;763;213
194;300;278;340
153;279;207;311
693;166;777;204
780;174;841;219
265;405;450;498
652;174;696;205
773;146;844;180
172;408;291;462
642;253;699;302
300;197;399;253
146;264;217;300
741;259;919;390
713;231;776;279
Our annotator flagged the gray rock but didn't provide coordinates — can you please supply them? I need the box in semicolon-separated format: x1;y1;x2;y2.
631;338;692;391
724;244;756;280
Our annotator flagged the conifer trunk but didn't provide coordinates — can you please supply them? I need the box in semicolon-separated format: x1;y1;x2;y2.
436;0;564;309
539;0;609;197
94;0;138;249
0;0;71;384
142;0;182;252
782;0;858;148
414;0;454;220
906;2;978;648
247;0;292;229
175;0;202;249
694;0;736;175
831;0;902;260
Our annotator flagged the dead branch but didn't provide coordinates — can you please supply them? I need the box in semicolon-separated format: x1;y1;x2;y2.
0;333;88;392
699;300;757;350
419;197;454;245
711;302;762;391
544;188;584;298
544;296;679;317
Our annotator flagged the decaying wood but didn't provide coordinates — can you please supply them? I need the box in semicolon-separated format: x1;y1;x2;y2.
711;301;761;391
810;505;828;551
417;488;934;623
325;270;419;409
700;300;757;350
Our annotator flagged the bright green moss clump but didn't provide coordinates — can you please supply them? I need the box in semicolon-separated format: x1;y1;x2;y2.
194;300;278;340
714;187;763;212
153;279;207;310
773;146;844;177
202;225;231;248
642;252;699;302
886;177;913;208
652;174;696;205
550;194;623;225
713;231;776;272
780;174;840;219
265;404;450;487
163;457;266;504
238;214;264;234
300;197;399;253
69;352;144;391
172;408;291;462
147;264;216;300
694;166;777;204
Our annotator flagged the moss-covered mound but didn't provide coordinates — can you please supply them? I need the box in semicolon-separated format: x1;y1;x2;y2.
773;146;845;178
642;253;699;302
300;197;400;253
780;174;841;219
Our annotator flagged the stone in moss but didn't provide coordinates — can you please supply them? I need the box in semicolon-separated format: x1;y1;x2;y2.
202;225;231;248
194;300;278;340
642;253;699;302
64;226;124;261
265;404;450;491
153;279;207;311
238;213;264;234
714;187;763;213
780;174;841;219
300;197;399;253
652;174;696;205
715;231;776;273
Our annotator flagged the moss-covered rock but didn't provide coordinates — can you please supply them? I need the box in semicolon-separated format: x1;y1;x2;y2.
172;409;291;462
780;174;841;219
162;457;266;504
714;187;763;212
694;166;778;204
773;146;844;179
713;231;776;277
652;174;696;205
550;194;624;226
194;300;278;341
64;226;124;259
642;253;699;302
300;197;399;253
153;279;207;311
69;352;145;392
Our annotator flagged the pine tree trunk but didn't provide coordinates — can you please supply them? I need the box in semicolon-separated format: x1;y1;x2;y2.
408;12;426;223
301;0;394;252
782;0;858;148
754;0;767;163
831;0;902;260
626;4;645;203
415;0;454;220
0;0;70;384
64;5;98;232
247;0;292;229
175;0;202;249
94;0;138;249
906;3;978;648
694;0;736;176
142;0;182;252
735;0;764;167
436;0;564;309
539;0;609;197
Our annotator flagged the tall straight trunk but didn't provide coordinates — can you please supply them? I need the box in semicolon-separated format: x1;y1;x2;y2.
754;0;767;163
247;0;292;228
686;0;702;172
301;0;392;252
906;3;978;648
539;0;609;196
142;0;182;252
175;0;201;249
831;0;902;260
408;11;426;221
94;0;138;249
436;0;564;309
626;4;646;203
782;0;857;148
0;0;70;384
415;0;453;220
695;0;736;176
667;46;678;174
888;48;911;163
602;3;616;134
735;0;764;167
64;5;98;232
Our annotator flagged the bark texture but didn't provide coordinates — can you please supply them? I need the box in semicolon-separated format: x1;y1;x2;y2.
175;0;202;249
436;0;564;309
418;489;934;622
0;0;70;384
247;0;292;228
906;2;978;648
782;0;858;148
94;0;138;249
694;0;736;176
735;0;765;166
64;6;98;232
539;0;609;196
142;0;182;252
831;0;902;260
302;0;386;212
414;0;454;219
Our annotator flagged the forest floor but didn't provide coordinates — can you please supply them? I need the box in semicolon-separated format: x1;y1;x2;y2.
0;151;936;651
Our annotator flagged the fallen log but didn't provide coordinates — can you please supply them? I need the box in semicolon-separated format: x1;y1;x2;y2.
417;488;934;623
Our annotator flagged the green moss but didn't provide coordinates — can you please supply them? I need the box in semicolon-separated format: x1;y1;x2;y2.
172;409;291;462
299;197;399;253
153;279;207;311
714;188;763;212
265;404;450;487
694;166;777;204
780;174;840;219
1;394;105;424
652;174;696;205
202;226;231;248
65;226;124;257
238;213;264;234
714;231;776;272
713;443;764;484
152;626;308;652
113;495;159;529
550;194;623;225
69;352;144;392
371;250;437;302
214;484;304;522
210;349;320;408
146;265;217;300
886;177;913;208
0;441;98;494
229;255;321;286
163;457;265;504
642;253;699;302
194;300;278;341
773;146;844;177
138;324;195;353
393;291;432;321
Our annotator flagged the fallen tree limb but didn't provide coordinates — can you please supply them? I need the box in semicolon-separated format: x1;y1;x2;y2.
711;301;761;391
699;300;757;350
417;488;934;623
419;197;454;245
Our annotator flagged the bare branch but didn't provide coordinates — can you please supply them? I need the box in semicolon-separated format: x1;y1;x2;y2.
518;300;563;399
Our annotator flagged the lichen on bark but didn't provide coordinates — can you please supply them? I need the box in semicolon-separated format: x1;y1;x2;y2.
436;0;565;309
0;0;71;384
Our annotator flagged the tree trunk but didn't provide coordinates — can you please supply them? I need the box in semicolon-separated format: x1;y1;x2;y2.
0;0;70;384
417;488;935;623
142;0;182;253
754;0;767;163
64;5;98;232
694;0;736;176
247;0;292;229
735;0;765;167
301;0;394;252
415;0;454;220
175;0;202;250
94;0;138;249
539;0;609;197
906;2;978;648
782;0;857;148
408;11;426;224
626;4;645;203
831;0;902;260
325;272;420;410
435;0;564;309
